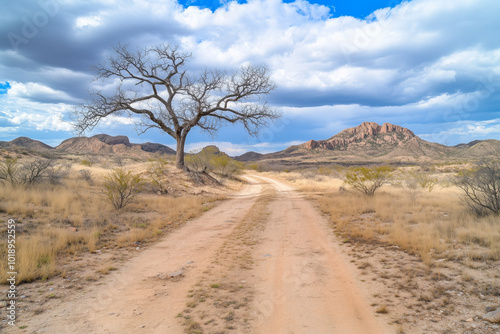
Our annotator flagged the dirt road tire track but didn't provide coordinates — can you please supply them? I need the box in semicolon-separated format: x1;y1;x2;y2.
249;175;391;333
16;175;392;333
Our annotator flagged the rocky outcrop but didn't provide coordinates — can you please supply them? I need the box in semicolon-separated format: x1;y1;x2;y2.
140;142;175;155
301;122;416;151
93;134;131;146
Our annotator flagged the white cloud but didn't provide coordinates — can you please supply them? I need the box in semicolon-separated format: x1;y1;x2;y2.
2;0;500;146
419;119;500;145
8;81;78;103
75;16;102;29
0;85;73;132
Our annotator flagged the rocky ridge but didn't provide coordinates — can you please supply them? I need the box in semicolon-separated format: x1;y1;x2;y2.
303;122;416;150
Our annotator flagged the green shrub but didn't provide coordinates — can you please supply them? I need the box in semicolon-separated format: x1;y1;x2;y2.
80;159;93;167
344;166;393;196
103;168;144;209
146;158;169;193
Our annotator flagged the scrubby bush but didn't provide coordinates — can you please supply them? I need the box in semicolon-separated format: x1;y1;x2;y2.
80;159;93;167
0;157;58;186
454;160;500;215
0;158;21;186
344;166;393;196
103;168;144;209
211;155;243;177
146;158;170;193
78;169;93;184
186;147;242;177
22;158;55;184
185;147;218;172
394;169;438;201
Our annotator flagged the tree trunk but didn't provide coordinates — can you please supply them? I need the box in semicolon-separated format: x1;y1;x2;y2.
175;134;187;170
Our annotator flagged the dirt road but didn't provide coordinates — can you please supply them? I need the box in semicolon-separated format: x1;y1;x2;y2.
19;175;392;333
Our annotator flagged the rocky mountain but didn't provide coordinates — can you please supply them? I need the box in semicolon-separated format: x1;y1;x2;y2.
0;137;54;151
245;122;500;166
303;122;417;150
290;122;449;161
55;134;175;155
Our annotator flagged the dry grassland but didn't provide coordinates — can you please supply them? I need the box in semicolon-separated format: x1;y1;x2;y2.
262;169;500;333
0;156;229;284
264;169;500;264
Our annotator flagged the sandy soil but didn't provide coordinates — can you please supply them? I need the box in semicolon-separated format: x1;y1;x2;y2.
249;175;391;333
8;174;393;333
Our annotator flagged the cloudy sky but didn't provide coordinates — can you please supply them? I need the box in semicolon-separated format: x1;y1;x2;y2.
1;0;499;155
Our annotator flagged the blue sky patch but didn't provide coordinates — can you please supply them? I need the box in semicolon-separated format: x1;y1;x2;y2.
0;82;11;95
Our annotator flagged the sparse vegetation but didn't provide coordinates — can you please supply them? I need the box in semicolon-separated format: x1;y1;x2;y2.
186;147;242;177
103;168;144;209
265;168;500;264
0;154;225;284
394;168;438;200
0;157;57;186
146;157;170;194
211;155;243;177
454;159;500;215
344;166;393;196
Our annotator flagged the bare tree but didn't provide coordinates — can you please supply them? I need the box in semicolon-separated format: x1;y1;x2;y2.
454;159;500;215
75;43;279;170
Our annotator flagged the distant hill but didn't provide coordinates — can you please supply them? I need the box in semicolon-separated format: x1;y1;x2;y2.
0;137;54;151
55;134;175;155
234;151;264;162
1;125;499;165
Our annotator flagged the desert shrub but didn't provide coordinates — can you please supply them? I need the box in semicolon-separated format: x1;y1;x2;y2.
22;158;55;184
146;158;169;193
46;163;70;185
211;155;243;177
103;168;144;209
185;147;241;177
394;169;438;201
454;160;500;215
80;159;93;167
0;157;56;186
78;169;93;184
247;163;259;171
0;158;21;186
344;166;393;196
185;147;219;172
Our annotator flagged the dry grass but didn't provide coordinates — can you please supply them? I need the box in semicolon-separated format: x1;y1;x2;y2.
0;156;226;283
265;170;500;266
0;228;98;283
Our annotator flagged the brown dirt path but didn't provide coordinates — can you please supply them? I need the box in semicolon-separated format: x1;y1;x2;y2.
249;175;392;334
14;174;392;333
15;179;263;333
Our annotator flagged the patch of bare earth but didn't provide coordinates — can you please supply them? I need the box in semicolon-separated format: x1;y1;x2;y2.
2;174;396;333
309;197;500;334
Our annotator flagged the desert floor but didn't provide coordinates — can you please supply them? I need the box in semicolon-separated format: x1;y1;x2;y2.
9;174;395;334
